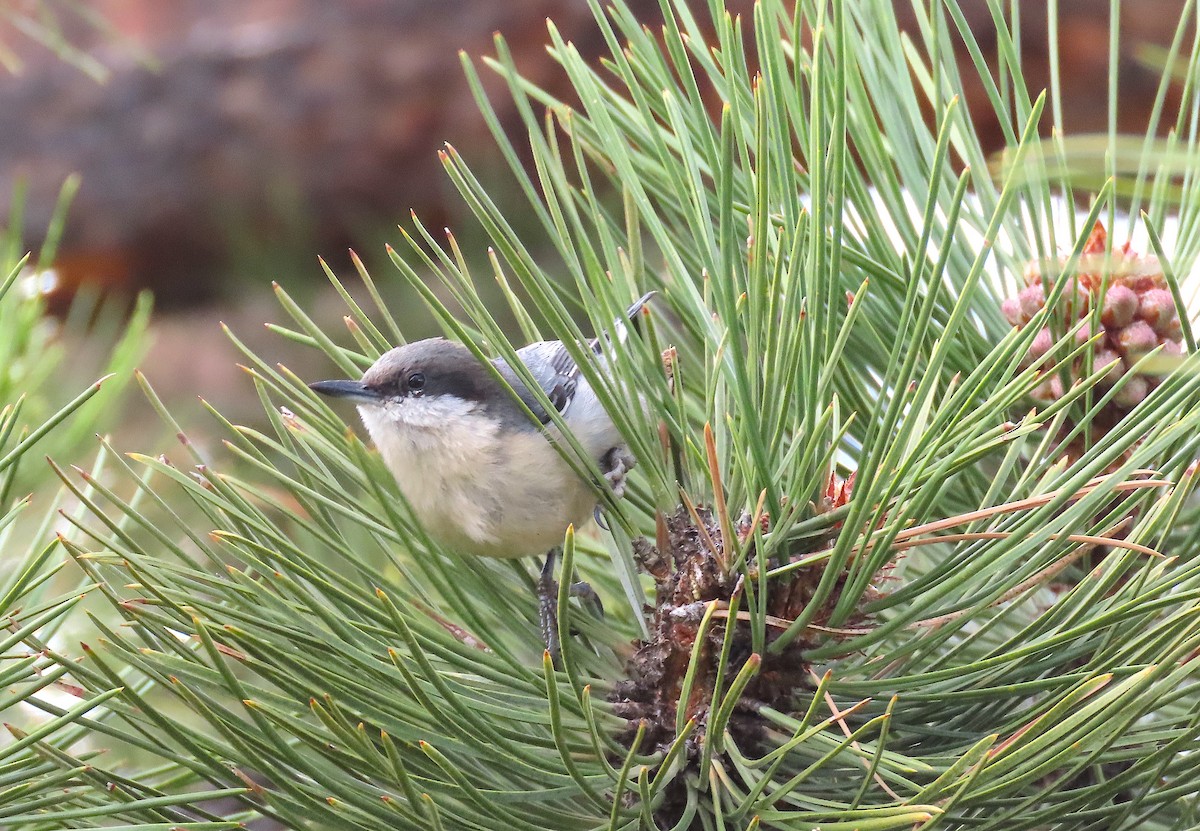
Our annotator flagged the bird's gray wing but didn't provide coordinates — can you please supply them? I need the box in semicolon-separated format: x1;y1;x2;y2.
494;339;594;425
491;293;655;424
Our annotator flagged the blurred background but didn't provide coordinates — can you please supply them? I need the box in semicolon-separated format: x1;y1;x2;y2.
0;0;1192;429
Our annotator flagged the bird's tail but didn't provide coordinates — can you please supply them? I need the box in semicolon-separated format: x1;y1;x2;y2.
611;291;656;344
625;291;656;322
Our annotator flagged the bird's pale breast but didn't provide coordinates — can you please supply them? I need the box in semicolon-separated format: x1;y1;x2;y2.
359;397;595;557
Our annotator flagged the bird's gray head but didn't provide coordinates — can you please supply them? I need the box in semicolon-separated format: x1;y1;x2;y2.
309;339;508;427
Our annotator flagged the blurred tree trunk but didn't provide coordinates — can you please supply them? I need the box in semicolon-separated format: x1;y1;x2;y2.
0;0;1186;304
0;0;670;304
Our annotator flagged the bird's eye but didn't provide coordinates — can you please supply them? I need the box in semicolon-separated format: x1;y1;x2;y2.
407;372;426;394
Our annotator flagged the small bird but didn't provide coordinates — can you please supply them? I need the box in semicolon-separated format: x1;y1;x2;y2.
310;293;653;661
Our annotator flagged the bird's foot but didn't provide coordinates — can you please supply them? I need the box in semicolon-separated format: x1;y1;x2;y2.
594;446;636;531
537;548;604;668
600;445;637;499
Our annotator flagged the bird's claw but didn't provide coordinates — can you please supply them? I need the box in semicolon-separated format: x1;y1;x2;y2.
600;445;637;499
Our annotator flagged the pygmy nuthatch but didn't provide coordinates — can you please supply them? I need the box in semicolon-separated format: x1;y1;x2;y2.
310;293;653;660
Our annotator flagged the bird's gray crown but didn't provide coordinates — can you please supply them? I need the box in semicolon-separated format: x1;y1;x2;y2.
310;337;543;428
313;292;655;430
362;338;502;404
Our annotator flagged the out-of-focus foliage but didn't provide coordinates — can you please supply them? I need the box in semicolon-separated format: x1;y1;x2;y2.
1;185;247;828
0;0;146;80
1;177;151;485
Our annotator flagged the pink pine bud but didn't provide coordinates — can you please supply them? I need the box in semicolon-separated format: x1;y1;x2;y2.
1019;284;1046;319
1113;375;1149;407
1027;327;1054;364
1075;323;1098;346
1100;284;1138;328
1031;377;1063;403
1138;288;1177;330
1001;296;1024;327
1118;320;1158;356
1128;271;1166;294
1094;349;1124;385
1166;316;1184;342
1057;278;1090;317
1162;340;1184;357
1155;308;1180;338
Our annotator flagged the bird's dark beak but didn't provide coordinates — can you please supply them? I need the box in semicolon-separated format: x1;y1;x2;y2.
308;380;383;405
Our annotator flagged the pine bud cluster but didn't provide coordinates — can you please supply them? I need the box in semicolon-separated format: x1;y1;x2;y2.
1000;223;1184;407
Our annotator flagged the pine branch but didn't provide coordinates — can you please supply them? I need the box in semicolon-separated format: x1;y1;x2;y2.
23;1;1200;829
